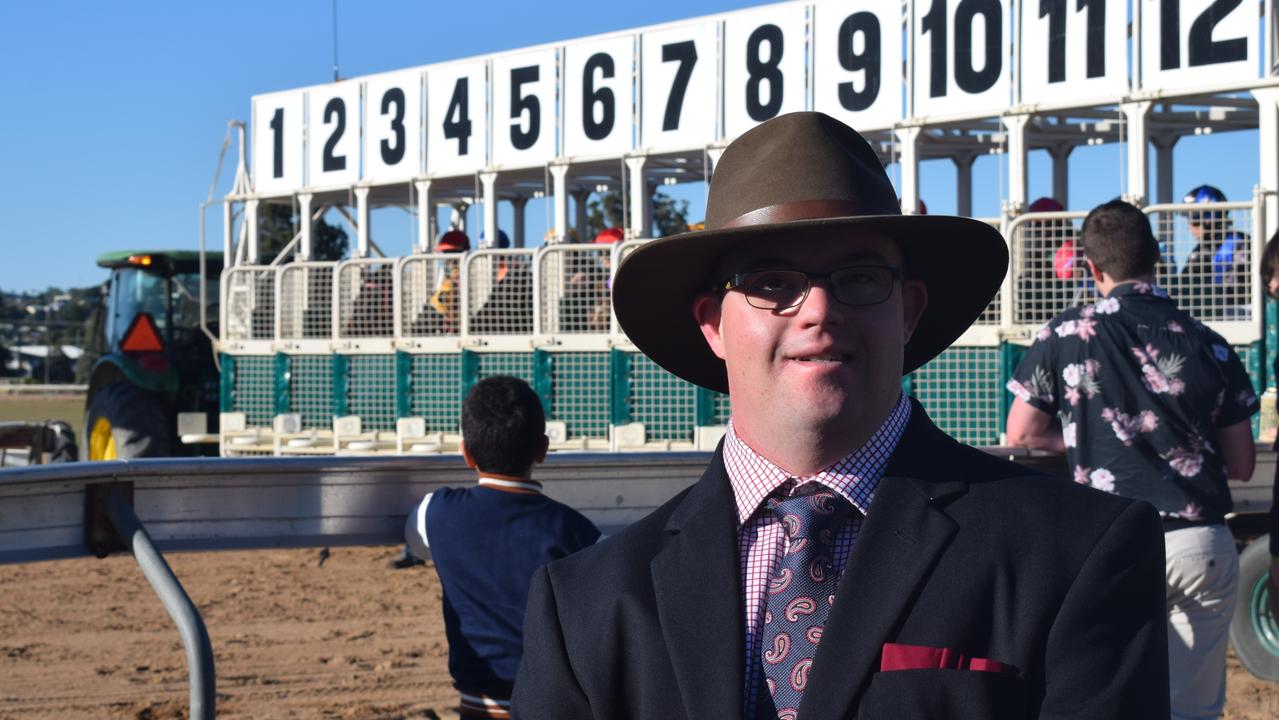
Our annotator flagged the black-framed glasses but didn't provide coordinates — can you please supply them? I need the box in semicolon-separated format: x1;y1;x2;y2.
721;265;903;310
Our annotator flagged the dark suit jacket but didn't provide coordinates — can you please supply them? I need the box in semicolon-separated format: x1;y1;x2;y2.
512;402;1168;719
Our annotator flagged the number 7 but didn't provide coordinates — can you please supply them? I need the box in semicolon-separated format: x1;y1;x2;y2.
661;41;697;132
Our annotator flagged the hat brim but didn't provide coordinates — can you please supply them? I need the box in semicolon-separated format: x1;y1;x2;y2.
612;215;1009;394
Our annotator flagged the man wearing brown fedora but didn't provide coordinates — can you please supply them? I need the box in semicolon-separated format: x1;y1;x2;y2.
511;112;1168;719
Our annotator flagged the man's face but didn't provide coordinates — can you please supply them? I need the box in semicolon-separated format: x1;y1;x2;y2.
693;230;927;449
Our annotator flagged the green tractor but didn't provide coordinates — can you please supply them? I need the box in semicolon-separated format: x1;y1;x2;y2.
82;251;223;461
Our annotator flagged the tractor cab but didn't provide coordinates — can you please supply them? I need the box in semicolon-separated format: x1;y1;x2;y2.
83;251;223;460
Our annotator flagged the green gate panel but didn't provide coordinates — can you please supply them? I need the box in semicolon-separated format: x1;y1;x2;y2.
549;352;610;440
533;349;554;418
909;346;1003;446
628;352;697;443
219;353;234;414
229;355;274;427
610;348;632;426
410;354;464;434
396;351;412;420
289;355;335;429
274;353;291;416
347;354;397;431
332;353;350;419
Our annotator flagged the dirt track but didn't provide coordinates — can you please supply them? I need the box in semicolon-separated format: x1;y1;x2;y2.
1;545;1277;719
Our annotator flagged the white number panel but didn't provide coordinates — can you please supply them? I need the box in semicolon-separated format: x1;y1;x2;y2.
724;4;808;139
252;91;304;196
427;62;488;177
912;0;1011;118
1021;0;1128;105
1140;0;1258;93
492;49;558;168
307;82;360;188
813;0;904;131
564;36;636;158
640;22;718;151
363;71;423;183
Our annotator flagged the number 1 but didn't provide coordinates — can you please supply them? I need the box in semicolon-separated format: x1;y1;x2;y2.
270;107;283;179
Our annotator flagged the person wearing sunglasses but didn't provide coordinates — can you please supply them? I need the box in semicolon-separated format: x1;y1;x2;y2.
512;112;1168;720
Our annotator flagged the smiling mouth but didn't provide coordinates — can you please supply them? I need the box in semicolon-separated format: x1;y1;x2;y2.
791;354;850;363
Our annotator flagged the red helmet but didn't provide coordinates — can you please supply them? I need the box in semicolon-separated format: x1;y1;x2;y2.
593;227;624;244
1028;197;1064;213
436;230;470;253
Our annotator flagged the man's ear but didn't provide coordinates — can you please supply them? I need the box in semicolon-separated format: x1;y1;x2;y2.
692;292;728;361
1086;258;1105;285
460;441;478;470
534;434;549;464
900;279;928;344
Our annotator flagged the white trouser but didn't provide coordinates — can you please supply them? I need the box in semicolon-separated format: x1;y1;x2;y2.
1165;524;1238;720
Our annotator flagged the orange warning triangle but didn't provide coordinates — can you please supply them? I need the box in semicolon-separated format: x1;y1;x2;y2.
121;313;165;353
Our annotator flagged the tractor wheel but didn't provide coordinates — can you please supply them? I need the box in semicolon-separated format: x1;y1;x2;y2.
1230;534;1279;681
82;382;172;460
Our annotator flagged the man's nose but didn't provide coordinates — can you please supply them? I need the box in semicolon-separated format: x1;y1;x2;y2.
794;280;842;323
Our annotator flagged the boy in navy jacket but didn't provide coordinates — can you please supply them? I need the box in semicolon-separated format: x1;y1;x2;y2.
405;376;599;718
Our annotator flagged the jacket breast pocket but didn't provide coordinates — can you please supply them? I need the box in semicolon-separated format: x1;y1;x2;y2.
856;668;1027;719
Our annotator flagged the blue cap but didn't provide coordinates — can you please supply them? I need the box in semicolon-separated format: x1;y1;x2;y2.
479;229;510;249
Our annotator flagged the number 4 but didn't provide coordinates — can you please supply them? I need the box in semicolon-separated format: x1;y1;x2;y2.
444;77;472;156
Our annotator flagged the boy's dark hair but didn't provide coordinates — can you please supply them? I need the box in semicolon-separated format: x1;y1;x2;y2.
1262;231;1279;298
1079;200;1160;281
461;375;546;477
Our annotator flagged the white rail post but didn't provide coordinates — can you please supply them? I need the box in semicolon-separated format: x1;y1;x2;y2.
246;199;260;265
511;195;529;248
1121;100;1152;206
415;179;433;253
355;186;371;258
550;163;570;243
955;154;975;217
1253;87;1279;242
572;189;591;241
1153;136;1177;205
481;171;499;248
1050;145;1072;207
895;126;921;214
626;155;648;238
298;192;314;261
1003;113;1030;214
222;201;234;266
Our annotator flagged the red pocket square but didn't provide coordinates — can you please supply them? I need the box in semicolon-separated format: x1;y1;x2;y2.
880;642;1017;674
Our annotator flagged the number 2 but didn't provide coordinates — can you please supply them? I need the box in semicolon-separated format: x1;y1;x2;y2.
1161;0;1247;70
322;98;346;172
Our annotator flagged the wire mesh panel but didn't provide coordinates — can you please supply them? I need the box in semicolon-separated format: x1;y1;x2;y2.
974;217;1004;326
409;354;463;433
400;254;465;337
1009;213;1089;327
222;268;276;341
230;355;274;427
539;246;614;335
346;354;397;431
1147;203;1254;322
289;354;334;429
465;250;536;335
278;262;336;340
628;353;698;442
908;346;1003;446
549;352;611;440
474;352;535;384
337;258;396;338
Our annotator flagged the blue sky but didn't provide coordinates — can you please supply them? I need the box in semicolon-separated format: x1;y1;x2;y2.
0;0;1261;291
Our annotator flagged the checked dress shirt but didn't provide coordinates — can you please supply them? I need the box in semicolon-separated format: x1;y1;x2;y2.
723;394;910;719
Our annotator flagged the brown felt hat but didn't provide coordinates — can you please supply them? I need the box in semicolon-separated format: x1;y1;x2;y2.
612;112;1008;393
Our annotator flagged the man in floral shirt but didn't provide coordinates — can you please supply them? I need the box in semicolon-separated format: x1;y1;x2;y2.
1006;199;1258;720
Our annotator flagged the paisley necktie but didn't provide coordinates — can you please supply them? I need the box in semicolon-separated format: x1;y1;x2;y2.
758;483;853;719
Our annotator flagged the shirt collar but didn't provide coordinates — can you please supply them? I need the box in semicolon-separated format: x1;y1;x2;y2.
722;393;912;525
476;475;543;494
1106;281;1169;299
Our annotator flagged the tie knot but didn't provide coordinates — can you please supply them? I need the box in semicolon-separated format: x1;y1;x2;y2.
765;484;853;541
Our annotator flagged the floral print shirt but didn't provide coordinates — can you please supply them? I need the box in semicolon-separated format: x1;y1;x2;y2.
1007;282;1259;523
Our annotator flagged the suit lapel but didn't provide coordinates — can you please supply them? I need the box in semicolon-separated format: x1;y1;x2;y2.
799;406;967;720
652;453;746;720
